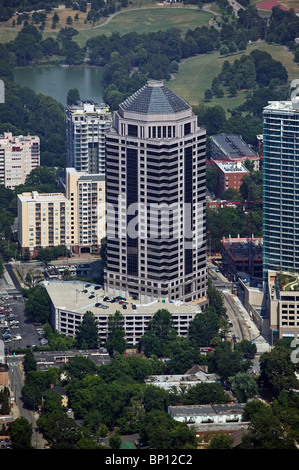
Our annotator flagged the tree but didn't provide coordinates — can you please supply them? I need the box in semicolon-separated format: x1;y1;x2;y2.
52;12;59;24
220;188;241;201
36;247;54;264
140;410;196;449
259;346;299;397
166;337;198;374
183;382;230;405
9;417;33;449
250;49;288;86
221;113;262;146
228;41;237;54
209;341;252;383
0;387;10;415
208;433;233;449
229;372;258;402
143;385;170;413
220;44;229;56
189;306;221;348
24;285;51;324
207;277;226;316
23;349;37;374
235;339;257;359
67;88;80;105
25;166;57;188
38;409;81;449
228;82;237;97
57;27;79;43
136;330;164;357
204;88;213;101
241;403;297;449
105;310;127;356
62;356;100;381
198;105;226;135
64;40;84;65
109;431;122;449
9;25;43;65
24;269;43;288
138;309;177;357
75;311;99;349
206;166;218;194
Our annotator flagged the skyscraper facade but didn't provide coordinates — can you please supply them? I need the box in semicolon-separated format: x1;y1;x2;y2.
263;98;299;275
66;100;112;174
105;80;207;303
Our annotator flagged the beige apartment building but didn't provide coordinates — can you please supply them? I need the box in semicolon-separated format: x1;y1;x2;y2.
0;132;40;189
17;168;105;258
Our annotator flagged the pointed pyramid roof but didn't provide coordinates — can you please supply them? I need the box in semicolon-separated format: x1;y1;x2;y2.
120;80;190;115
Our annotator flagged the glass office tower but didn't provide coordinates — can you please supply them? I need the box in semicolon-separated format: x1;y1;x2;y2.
105;80;207;303
263;98;299;276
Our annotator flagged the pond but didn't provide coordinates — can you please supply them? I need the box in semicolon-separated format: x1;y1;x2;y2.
13;65;105;105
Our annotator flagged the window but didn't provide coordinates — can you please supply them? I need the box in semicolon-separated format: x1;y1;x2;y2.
128;125;138;137
184;122;191;136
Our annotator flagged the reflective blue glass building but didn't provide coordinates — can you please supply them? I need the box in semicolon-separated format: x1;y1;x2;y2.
263;98;299;277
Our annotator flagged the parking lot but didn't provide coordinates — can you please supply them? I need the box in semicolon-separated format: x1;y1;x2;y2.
0;437;12;450
0;294;46;353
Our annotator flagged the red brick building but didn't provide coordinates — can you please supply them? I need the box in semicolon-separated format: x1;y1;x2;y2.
213;160;249;197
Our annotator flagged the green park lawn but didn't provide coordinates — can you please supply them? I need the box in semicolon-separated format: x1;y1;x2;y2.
167;42;299;112
47;7;214;46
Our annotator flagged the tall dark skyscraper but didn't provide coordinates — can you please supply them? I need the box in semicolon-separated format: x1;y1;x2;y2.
105;80;207;303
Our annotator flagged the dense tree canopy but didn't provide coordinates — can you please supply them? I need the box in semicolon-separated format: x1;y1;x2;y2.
9;417;33;449
24;285;51;324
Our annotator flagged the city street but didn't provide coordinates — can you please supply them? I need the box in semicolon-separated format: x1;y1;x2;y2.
1;258;47;448
7;359;46;449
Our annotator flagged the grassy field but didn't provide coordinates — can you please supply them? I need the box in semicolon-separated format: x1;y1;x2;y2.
0;3;214;45
167;42;299;112
42;7;214;46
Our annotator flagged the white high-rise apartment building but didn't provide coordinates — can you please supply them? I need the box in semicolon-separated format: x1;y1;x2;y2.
0;132;40;189
105;80;207;304
66;100;112;174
